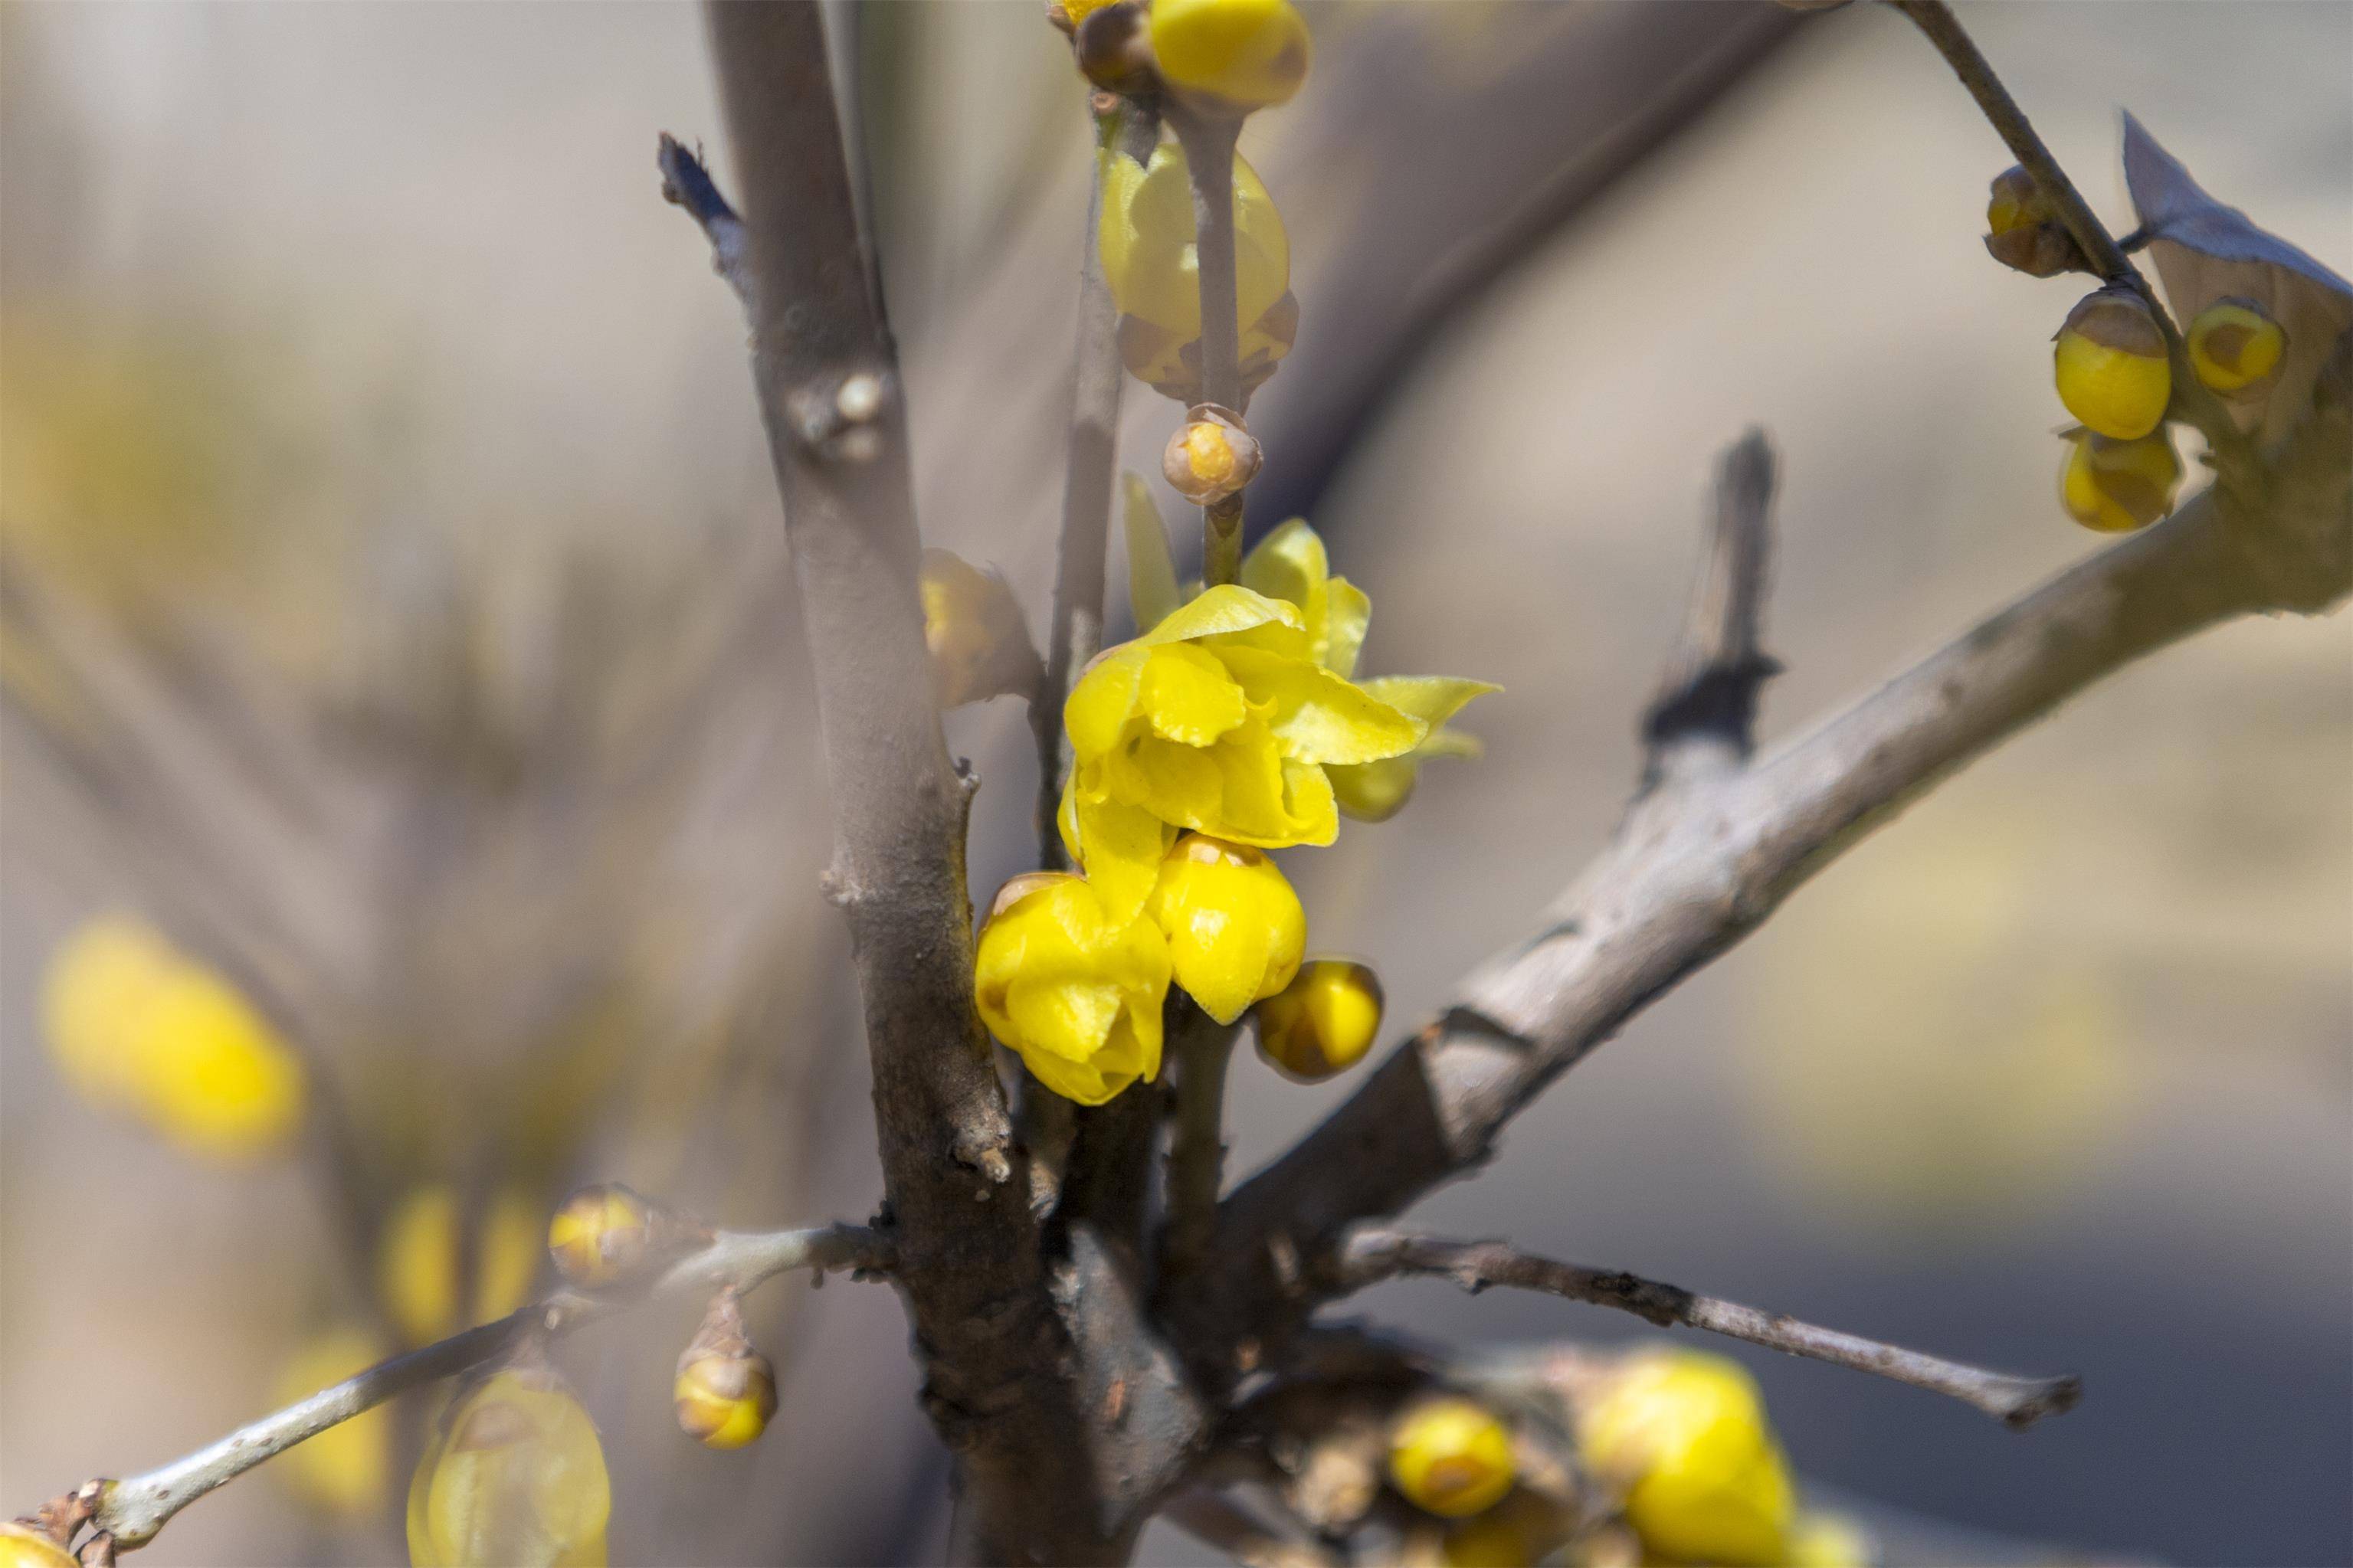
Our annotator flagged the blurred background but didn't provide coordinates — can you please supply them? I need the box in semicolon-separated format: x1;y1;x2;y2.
2;2;2345;1565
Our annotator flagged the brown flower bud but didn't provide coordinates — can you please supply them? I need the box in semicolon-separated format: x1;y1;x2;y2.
1162;404;1262;505
1074;2;1158;95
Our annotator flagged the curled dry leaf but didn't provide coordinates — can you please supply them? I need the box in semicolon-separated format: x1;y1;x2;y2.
2122;111;2353;443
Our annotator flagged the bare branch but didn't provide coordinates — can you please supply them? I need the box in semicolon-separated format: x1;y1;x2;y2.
1332;1230;2079;1429
83;1223;888;1550
1643;428;1779;791
1881;0;2260;499
1173;370;2351;1385
1161;1010;1242;1282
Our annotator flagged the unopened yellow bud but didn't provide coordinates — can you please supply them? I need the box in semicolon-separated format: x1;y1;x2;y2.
1578;1349;1794;1566
2059;427;2181;534
0;1522;78;1568
975;872;1172;1105
673;1295;778;1452
1981;166;2086;278
2186;296;2286;394
407;1366;609;1568
379;1184;544;1346
1254;957;1382;1081
1149;0;1311;110
275;1327;393;1517
1144;833;1305;1024
1388;1397;1516;1520
1984;165;2050;238
548;1184;656;1289
919;548;1040;709
2054;286;2171;440
1162;404;1263;506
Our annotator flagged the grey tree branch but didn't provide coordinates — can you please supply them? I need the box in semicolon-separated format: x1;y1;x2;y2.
1173;384;2351;1385
700;10;1202;1560
1642;428;1778;792
1881;0;2259;499
1332;1230;2079;1429
82;1223;889;1551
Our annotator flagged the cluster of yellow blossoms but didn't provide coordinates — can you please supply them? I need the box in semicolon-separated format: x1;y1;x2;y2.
975;513;1494;1105
1981;163;2289;536
41;913;306;1163
1382;1354;1868;1567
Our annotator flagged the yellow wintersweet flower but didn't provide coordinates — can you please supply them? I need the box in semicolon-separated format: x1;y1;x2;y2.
974;872;1173;1106
1239;520;1499;823
276;1327;394;1517
1388;1396;1516;1519
0;1523;78;1568
407;1367;609;1568
380;1185;545;1347
1145;833;1305;1024
1150;0;1312;110
1061;583;1424;917
1577;1349;1795;1566
1254;957;1383;1081
41;914;306;1163
1099;136;1297;401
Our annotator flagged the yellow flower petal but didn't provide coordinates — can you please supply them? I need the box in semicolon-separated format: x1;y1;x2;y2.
1322;575;1371;679
1135;581;1300;648
1140;643;1250;746
1067;646;1152;761
973;874;1171;1106
1240;516;1329;619
1099;141;1290;338
1214;646;1426;765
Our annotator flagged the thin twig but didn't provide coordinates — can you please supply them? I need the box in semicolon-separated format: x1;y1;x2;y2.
82;1223;890;1550
1642;428;1779;791
1171;108;1247;585
1032;100;1129;873
1882;0;2260;500
1160;1010;1241;1282
1333;1231;2080;1429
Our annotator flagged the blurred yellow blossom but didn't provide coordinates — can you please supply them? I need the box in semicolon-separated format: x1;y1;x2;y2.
1149;0;1312;110
1099;138;1297;402
380;1185;544;1346
0;1523;77;1568
407;1367;609;1568
275;1327;395;1517
1389;1396;1516;1519
975;872;1172;1105
1145;833;1306;1023
41;914;306;1163
919;548;1039;708
1577;1349;1794;1566
1254;957;1383;1081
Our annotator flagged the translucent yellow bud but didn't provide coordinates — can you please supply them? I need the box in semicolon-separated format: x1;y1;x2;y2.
1984;165;2050;238
1254;957;1382;1081
1162;405;1263;506
547;1184;655;1290
1388;1397;1516;1520
2053;287;2170;440
1149;0;1312;110
1118;292;1299;405
275;1327;394;1517
2059;427;2181;534
0;1523;78;1568
41;913;179;1112
975;872;1172;1105
1099;140;1289;341
407;1367;609;1568
1145;833;1306;1024
1577;1349;1794;1566
919;548;1039;709
673;1348;778;1451
2186;296;2286;394
380;1185;544;1346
